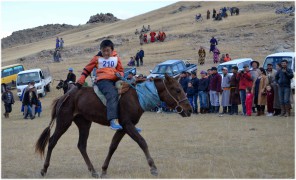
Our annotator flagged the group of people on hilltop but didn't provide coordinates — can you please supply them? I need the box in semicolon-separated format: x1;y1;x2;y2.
139;31;166;45
206;7;238;21
176;59;293;117
127;49;145;67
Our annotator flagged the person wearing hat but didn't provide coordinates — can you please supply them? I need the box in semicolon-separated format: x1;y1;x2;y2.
190;71;199;114
209;67;222;113
250;60;261;113
275;59;294;117
179;71;190;93
1;86;15;118
198;70;210;113
23;85;38;119
64;68;76;94
229;66;241;115
221;67;232;114
237;64;253;116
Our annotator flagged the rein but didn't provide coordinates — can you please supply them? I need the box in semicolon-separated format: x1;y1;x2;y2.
161;79;188;114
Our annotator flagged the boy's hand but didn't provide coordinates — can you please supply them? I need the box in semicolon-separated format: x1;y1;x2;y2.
115;72;122;79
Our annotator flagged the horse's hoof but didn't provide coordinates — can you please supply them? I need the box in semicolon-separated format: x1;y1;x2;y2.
40;169;46;177
92;171;100;178
100;171;107;178
150;168;158;176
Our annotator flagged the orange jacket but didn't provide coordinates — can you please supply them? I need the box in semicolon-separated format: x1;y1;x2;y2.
224;57;231;62
77;50;124;85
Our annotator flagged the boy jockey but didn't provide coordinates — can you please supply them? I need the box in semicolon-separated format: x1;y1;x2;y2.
76;40;124;130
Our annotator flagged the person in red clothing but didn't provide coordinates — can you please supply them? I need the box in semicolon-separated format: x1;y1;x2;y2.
76;40;124;131
224;53;231;62
150;31;156;42
237;64;253;116
245;87;253;116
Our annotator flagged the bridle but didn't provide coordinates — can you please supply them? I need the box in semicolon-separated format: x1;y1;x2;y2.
162;79;188;114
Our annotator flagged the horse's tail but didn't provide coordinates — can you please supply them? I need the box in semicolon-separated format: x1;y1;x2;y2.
35;97;60;158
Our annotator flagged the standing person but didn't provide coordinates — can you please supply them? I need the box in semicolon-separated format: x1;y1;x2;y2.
209;67;222;113
221;67;232;114
23;85;38;119
179;71;190;93
250;60;260;113
198;70;209;113
209;36;218;53
224;53;231;62
266;85;274;116
275;59;294;117
135;51;140;67
207;10;211;19
245;87;253;116
64;68;76;94
272;63;282;115
191;72;199;114
198;46;206;65
252;67;268;116
76;39;135;131
266;63;277;85
229;66;240;115
237;65;253;116
56;37;60;49
150;31;156;43
213;47;220;63
35;95;42;117
212;8;217;19
139;33;144;45
206;69;213;113
138;48;145;66
60;38;64;49
187;82;195;110
143;34;148;43
1;86;15;118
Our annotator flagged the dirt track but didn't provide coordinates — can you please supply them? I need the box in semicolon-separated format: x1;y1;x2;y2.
1;88;294;178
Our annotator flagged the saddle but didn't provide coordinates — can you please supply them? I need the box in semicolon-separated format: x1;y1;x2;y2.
93;81;130;106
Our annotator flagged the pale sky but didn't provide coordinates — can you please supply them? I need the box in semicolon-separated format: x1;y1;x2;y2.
1;1;177;38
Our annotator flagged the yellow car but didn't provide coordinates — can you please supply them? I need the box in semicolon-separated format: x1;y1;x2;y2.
1;64;25;89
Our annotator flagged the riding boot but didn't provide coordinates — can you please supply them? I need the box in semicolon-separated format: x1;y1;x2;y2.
284;105;290;117
280;105;286;117
228;106;232;114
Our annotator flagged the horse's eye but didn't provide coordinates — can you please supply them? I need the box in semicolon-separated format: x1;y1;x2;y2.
176;89;181;93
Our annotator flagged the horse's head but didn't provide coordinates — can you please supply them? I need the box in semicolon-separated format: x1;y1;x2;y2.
56;80;65;90
154;74;192;117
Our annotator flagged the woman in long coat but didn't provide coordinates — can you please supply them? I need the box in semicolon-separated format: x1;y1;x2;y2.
198;46;206;65
229;66;241;115
252;67;269;116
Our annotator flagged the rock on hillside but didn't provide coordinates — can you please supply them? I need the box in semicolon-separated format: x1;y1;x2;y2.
1;24;76;49
86;13;120;24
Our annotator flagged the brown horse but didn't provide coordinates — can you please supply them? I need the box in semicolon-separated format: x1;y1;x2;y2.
35;74;192;178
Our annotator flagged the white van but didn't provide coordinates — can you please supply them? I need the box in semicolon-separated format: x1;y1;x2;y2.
262;52;295;90
217;58;253;76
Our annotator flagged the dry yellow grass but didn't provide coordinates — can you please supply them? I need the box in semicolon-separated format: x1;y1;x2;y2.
1;1;295;178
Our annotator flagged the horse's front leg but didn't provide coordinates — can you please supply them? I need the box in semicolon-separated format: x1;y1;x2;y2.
101;130;126;178
124;124;158;176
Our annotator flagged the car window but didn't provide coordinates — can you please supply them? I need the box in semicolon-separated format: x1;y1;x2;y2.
172;65;178;73
177;63;184;71
238;63;244;69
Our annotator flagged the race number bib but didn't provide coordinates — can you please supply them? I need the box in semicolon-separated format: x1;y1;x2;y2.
98;57;118;69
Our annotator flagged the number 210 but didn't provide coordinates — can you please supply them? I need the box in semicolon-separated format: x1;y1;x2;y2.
103;61;115;67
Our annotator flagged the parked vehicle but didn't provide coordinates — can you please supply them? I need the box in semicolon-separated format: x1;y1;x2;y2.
16;67;52;98
1;64;24;92
217;58;253;76
147;60;197;79
262;52;295;91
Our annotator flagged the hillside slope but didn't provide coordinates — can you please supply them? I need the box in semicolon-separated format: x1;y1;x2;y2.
1;1;294;77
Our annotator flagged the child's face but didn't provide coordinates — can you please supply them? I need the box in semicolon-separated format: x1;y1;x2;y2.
266;86;271;91
101;47;113;59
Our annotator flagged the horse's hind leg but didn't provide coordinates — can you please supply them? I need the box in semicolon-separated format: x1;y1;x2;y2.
41;119;72;176
101;130;125;177
124;124;158;176
73;117;98;178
